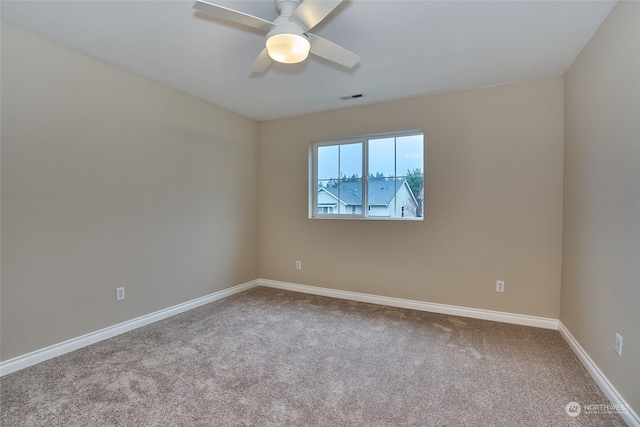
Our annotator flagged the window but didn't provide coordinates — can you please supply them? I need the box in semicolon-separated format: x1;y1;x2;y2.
310;130;424;220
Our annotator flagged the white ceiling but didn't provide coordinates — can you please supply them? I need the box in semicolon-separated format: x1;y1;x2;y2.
1;0;616;121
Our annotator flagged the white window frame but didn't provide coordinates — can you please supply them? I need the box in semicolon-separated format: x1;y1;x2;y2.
309;130;424;220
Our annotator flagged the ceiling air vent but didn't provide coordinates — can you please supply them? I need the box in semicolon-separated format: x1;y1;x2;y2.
340;93;364;101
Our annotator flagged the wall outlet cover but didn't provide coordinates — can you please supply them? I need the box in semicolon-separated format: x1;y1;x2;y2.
614;333;622;357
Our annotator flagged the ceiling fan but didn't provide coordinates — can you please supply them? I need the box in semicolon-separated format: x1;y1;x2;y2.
193;0;360;72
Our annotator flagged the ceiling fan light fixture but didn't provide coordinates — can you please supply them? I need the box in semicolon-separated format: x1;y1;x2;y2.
266;33;310;64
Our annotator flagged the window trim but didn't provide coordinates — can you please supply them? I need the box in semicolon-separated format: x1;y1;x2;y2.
309;129;424;221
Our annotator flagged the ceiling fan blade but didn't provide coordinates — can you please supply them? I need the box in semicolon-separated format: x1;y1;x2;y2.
290;0;342;31
250;48;272;73
193;0;276;33
308;33;360;68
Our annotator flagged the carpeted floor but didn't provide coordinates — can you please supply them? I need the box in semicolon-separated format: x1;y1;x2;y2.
0;286;627;426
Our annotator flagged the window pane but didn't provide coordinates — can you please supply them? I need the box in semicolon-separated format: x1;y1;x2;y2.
396;134;423;176
317;145;339;180
317;178;363;215
367;177;395;217
317;179;340;215
317;143;363;215
340;143;362;180
391;178;421;218
396;134;424;218
369;137;395;178
336;178;363;214
367;177;423;219
403;175;424;218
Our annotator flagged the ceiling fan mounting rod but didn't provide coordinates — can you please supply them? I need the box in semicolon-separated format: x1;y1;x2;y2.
275;0;303;17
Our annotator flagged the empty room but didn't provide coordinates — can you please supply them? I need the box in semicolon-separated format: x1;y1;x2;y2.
1;0;638;425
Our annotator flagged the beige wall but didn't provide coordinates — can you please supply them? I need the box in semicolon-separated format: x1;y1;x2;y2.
562;0;640;414
259;77;564;318
0;23;259;361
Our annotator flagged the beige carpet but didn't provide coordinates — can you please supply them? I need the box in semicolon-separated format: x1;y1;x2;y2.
0;286;626;426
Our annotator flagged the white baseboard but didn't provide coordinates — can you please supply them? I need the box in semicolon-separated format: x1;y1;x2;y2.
0;280;260;377
558;322;639;427
259;279;559;330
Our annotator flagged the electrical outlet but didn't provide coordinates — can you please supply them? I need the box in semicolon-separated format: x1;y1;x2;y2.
296;261;302;270
116;287;125;301
615;333;623;357
496;280;505;292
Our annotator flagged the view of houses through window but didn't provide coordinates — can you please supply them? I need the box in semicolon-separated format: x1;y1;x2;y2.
312;131;424;220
